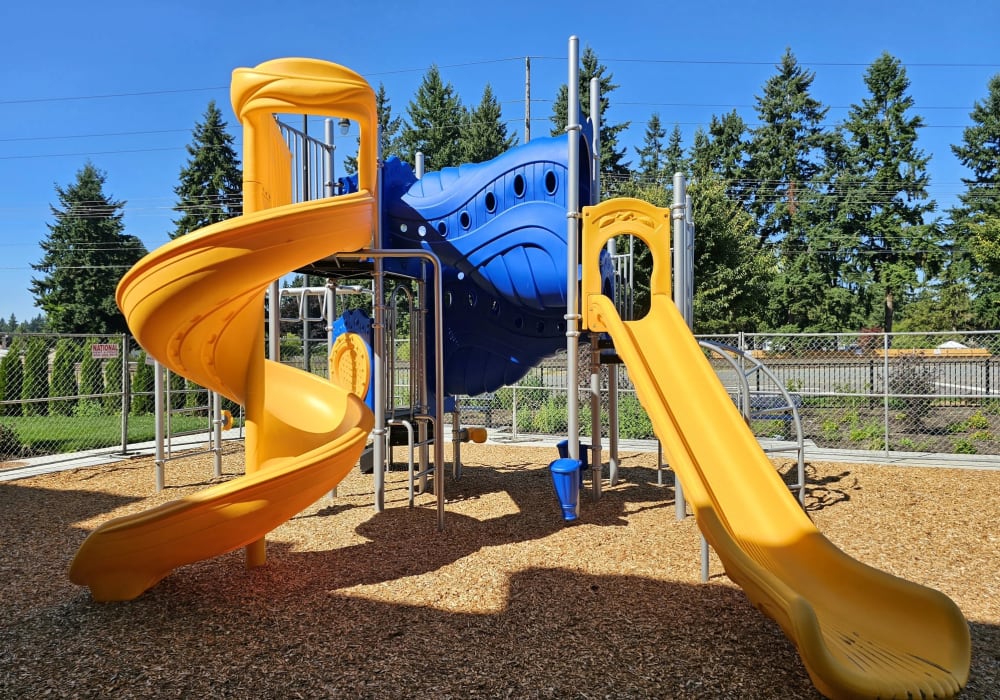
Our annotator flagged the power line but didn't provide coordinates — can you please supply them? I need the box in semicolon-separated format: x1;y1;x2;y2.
0;86;226;106
0;128;191;143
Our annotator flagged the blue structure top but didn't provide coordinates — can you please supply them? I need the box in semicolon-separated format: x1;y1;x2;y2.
337;134;611;398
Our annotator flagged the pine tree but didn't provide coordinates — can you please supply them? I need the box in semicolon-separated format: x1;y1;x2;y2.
663;124;688;180
690;177;774;333
172;101;242;238
461;84;516;163
345;82;404;175
400;65;466;170
837;52;937;333
745;49;830;249
949;73;1000;329
690;111;748;199
635;113;667;184
30;163;146;334
549;46;631;186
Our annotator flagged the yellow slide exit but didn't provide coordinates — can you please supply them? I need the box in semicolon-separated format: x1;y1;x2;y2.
70;59;377;601
581;198;970;699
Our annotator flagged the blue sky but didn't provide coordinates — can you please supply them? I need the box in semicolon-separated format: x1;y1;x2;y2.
2;0;999;323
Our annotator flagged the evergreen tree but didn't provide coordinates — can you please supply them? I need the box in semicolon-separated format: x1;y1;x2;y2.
461;83;516;163
966;214;1000;328
21;337;48;417
103;353;125;414
549;46;631;186
690;111;748;199
745;49;830;249
0;337;23;416
30;163;147;334
949;73;1000;329
78;338;104;411
49;338;80;416
635;113;667;184
766;181;864;332
171;101;242;238
763;123;867;332
400;65;466;170
663;124;688;180
837;52;937;333
131;352;154;415
690;177;774;333
345;82;405;175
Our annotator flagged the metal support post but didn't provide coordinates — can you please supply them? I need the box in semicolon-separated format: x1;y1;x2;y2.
154;358;165;492
565;36;581;468
671;172;688;520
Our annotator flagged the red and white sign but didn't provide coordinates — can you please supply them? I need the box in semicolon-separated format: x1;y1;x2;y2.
90;343;120;359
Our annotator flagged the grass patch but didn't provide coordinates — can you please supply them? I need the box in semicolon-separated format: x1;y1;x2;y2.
4;414;224;455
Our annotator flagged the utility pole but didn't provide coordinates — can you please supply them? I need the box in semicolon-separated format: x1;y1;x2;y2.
524;56;531;143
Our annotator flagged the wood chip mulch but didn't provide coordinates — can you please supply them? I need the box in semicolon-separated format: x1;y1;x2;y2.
1;443;997;699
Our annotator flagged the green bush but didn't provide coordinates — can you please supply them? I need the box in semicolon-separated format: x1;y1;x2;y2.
102;355;124;413
79;338;103;404
952;438;977;454
0;338;24;417
185;378;207;409
0;422;25;460
131;353;155;415
21;338;49;417
169;370;186;410
530;393;569;434
73;399;105;418
849;420;885;450
49;339;81;416
617;393;654;439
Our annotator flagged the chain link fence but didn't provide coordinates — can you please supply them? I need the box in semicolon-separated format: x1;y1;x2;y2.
457;330;1000;457
4;328;999;466
0;333;230;467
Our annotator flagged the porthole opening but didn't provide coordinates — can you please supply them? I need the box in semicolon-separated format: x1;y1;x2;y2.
484;191;497;213
437;221;447;236
513;173;526;198
544;170;558;195
460;211;471;229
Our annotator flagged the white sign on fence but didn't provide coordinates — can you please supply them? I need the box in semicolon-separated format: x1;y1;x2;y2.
91;343;120;359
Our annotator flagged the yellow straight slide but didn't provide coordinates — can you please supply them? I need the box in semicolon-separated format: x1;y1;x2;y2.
70;59;377;602
581;199;970;699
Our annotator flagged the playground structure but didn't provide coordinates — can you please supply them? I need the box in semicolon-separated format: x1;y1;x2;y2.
68;41;971;699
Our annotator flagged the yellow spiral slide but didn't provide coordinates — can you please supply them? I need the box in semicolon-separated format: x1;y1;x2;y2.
70;59;376;602
581;199;970;699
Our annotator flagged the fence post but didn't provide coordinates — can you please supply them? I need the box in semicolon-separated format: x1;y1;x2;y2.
119;335;130;455
882;332;890;456
511;385;518;439
154;359;165;492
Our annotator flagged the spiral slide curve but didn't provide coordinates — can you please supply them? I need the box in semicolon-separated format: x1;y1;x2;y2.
581;199;970;699
70;60;376;602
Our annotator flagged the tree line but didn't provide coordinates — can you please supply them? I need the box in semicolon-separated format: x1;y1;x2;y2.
22;47;1000;338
